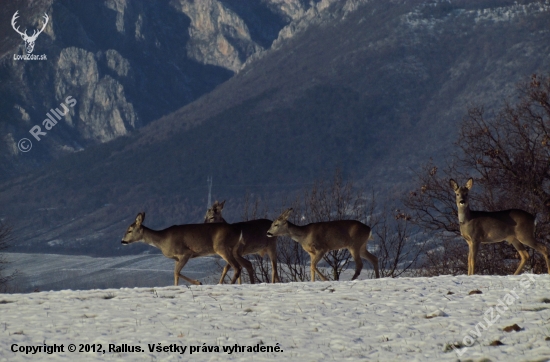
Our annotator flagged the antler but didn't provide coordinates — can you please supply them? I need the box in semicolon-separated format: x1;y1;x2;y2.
10;11;49;40
27;13;49;41
11;11;28;38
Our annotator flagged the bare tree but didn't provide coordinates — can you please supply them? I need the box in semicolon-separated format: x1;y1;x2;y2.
374;207;426;278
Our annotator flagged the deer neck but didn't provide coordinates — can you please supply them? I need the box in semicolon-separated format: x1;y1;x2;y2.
457;205;472;224
286;222;308;245
141;226;167;249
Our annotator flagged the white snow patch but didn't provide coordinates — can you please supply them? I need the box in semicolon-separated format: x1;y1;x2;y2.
1;275;550;360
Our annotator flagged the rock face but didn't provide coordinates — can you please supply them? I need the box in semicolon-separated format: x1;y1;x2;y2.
175;0;318;71
0;0;300;180
175;0;263;71
55;47;136;143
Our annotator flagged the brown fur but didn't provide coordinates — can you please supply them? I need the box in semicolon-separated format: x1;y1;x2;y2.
121;212;255;285
267;208;379;281
450;178;550;275
204;201;279;283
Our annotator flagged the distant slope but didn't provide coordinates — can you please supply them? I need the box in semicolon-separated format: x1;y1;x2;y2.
1;0;549;256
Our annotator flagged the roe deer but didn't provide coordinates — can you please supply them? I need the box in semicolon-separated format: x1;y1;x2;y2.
121;212;255;285
204;200;280;283
266;208;379;281
450;178;550;275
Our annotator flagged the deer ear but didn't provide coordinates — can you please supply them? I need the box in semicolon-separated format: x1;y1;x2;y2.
135;212;145;226
449;179;458;191
219;200;225;209
465;178;473;190
282;208;293;219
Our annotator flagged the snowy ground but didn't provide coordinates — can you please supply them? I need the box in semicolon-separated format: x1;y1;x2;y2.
1;274;549;361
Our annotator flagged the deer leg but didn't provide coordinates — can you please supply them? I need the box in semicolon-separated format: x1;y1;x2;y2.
509;238;529;275
218;263;231;284
218;249;242;284
266;241;280;283
237;238;245;284
233;249;255;284
517;235;550;274
349;247;363;280
307;252;316;282
360;245;380;279
468;241;479;276
232;243;247;284
542;246;550;274
174;254;201;286
310;252;328;282
220;266;242;284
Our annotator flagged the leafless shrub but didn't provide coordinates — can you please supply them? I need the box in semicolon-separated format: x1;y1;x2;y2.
0;221;16;292
375;207;426;278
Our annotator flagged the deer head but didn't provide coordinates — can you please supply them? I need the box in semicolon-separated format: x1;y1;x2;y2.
11;11;49;54
450;178;473;209
267;208;293;237
121;212;145;245
204;200;225;223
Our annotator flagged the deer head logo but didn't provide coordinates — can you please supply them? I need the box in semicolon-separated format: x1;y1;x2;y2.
11;11;49;54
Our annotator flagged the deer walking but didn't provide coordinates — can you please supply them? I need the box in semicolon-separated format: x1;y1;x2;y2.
450;178;550;275
204;201;280;283
121;212;255;285
266;208;379;281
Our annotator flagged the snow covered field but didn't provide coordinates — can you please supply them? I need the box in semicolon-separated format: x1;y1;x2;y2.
1;274;549;361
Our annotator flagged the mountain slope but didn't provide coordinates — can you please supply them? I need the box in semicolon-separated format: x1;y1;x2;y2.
1;0;550;256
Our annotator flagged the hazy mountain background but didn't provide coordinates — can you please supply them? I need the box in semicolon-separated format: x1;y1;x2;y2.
1;0;549;257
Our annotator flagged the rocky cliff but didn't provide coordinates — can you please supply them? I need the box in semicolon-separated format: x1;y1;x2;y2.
0;0;312;180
